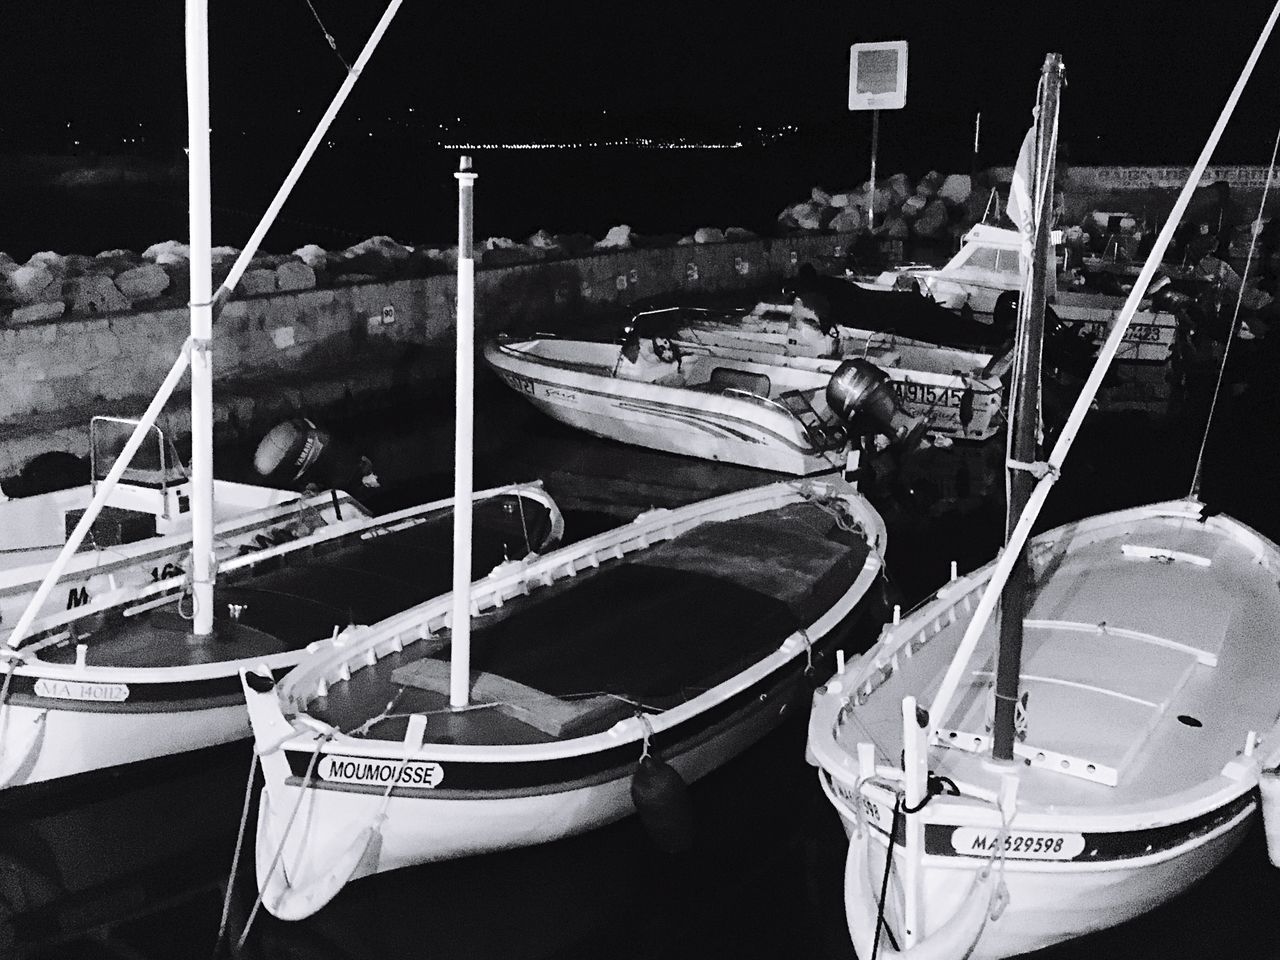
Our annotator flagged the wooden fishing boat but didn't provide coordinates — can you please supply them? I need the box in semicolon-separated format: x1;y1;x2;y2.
807;31;1280;960
0;481;562;789
240;476;887;919
484;335;852;474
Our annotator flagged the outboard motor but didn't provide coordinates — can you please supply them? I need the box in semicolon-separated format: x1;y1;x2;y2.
826;359;927;451
253;418;330;485
253;418;380;493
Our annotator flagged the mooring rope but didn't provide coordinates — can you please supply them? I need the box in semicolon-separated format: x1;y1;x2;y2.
212;750;259;958
236;734;330;951
1188;123;1280;499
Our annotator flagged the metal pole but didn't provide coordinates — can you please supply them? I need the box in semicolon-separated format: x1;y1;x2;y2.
186;0;215;637
450;157;477;709
928;0;1280;734
867;109;879;229
992;54;1061;762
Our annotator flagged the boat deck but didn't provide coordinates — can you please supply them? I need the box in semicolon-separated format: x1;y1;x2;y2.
309;502;873;746
30;495;559;673
838;510;1280;810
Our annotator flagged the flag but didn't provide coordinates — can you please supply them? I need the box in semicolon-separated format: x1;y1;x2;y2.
1005;124;1036;244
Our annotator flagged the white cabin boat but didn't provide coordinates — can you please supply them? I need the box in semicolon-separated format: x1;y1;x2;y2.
857;222;1178;363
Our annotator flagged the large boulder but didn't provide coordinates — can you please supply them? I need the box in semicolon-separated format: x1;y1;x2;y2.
829;192;857;209
92;249;143;277
884;217;911;240
916;170;944;199
9;263;60;304
292;244;329;272
811;186;833;206
143;240;191;264
829;208;864;234
912;198;951;239
237;268;277;296
525;229;563;255
64;274;130;315
724;226;757;241
693;227;725;244
334;235;411;279
791;201;826;231
886;173;913;206
901;195;928;220
595;225;632;249
939;174;972;206
0;252;18;278
275;260;316;292
9;300;66;326
115;263;171;303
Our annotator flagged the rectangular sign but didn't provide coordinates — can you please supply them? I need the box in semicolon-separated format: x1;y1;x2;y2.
849;41;908;111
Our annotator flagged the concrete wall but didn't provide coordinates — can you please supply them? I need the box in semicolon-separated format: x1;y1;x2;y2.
0;235;845;472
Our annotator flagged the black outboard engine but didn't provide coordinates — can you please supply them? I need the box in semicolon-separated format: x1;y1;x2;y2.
253;418;379;493
826;359;928;451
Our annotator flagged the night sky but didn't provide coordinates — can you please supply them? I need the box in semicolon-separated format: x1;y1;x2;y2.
7;1;1280;163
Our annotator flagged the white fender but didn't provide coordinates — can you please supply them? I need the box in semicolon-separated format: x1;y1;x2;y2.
845;828;1001;960
0;708;47;787
255;787;383;921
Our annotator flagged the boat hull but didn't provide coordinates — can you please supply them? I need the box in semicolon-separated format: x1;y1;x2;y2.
828;782;1255;960
485;339;845;475
0;484;563;790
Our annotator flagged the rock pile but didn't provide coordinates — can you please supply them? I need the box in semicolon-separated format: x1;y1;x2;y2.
0;217;771;327
776;171;976;242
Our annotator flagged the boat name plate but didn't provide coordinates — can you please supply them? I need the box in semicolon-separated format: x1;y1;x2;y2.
318;755;444;789
950;826;1084;860
33;678;130;702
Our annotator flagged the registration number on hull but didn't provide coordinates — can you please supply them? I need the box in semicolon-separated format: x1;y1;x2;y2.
951;827;1084;860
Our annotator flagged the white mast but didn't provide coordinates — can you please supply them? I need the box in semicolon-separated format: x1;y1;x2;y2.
450;157;477;708
187;0;215;637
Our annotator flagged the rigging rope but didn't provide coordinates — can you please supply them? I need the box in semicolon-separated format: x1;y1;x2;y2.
212;751;258;958
302;0;352;71
1188;123;1280;498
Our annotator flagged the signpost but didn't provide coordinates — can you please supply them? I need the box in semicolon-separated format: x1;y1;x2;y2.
849;40;908;229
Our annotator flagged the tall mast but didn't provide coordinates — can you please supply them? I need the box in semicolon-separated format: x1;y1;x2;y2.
450;157;477;709
186;0;215;637
992;53;1063;762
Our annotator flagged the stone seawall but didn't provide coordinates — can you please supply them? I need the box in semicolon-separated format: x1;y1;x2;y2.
0;235;844;476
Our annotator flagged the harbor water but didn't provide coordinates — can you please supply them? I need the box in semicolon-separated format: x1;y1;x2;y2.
4;362;1280;960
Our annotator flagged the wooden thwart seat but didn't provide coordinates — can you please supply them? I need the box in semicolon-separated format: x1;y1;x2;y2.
390;657;628;738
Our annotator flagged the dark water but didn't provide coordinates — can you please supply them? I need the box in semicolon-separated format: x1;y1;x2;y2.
4;365;1280;960
0;137;890;262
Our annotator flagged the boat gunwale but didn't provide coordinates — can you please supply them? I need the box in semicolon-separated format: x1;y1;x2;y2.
259;479;886;764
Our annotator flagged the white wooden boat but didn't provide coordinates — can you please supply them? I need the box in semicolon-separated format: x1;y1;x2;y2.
240;476;888;919
809;500;1280;959
484;336;852;475
808;32;1280;959
856;222;1178;364
0;481;562;789
0;418;364;646
669;304;1005;441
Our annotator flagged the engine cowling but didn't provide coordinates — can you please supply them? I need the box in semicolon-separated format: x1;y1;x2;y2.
826;359;927;450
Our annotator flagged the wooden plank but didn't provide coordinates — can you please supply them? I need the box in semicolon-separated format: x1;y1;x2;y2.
390;657;627;737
